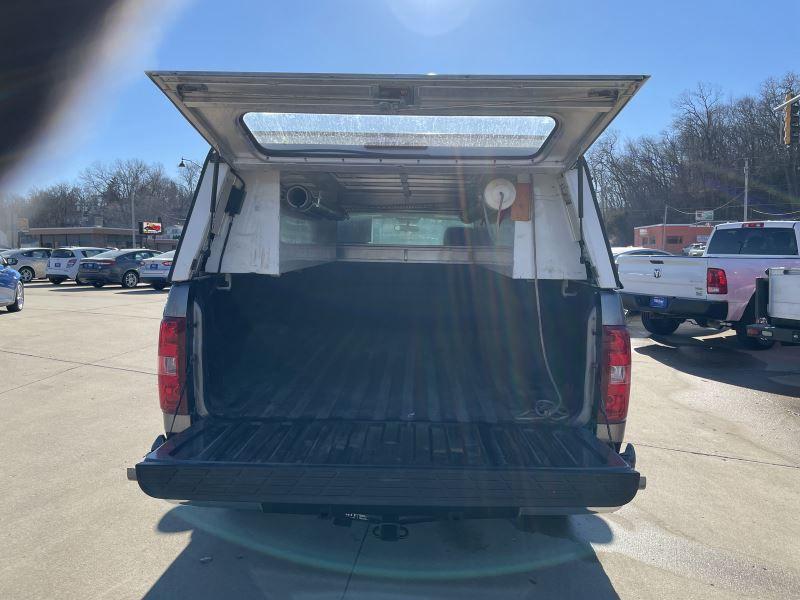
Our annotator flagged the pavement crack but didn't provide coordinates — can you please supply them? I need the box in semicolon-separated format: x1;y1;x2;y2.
633;441;800;470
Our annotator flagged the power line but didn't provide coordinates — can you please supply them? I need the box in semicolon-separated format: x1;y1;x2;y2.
750;207;800;217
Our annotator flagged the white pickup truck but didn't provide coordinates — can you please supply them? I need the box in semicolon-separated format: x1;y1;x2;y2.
617;221;800;348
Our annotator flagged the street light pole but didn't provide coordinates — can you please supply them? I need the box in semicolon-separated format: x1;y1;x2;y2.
743;158;749;222
662;204;668;250
130;189;136;248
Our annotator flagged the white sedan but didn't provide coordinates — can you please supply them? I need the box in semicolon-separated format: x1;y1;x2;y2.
138;250;174;290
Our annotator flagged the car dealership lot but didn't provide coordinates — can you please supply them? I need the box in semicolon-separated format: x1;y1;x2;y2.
1;283;799;599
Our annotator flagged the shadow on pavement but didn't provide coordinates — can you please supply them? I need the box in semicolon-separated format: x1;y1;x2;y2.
636;334;800;397
117;288;168;295
47;286;106;292
143;506;619;599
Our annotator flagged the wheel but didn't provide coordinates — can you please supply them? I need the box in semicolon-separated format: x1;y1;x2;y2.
734;326;774;350
151;282;166;291
121;270;139;288
18;267;34;283
7;282;24;312
48;277;65;285
74;278;88;286
641;312;681;335
92;282;105;288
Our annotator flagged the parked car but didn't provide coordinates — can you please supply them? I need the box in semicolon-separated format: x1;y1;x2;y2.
0;255;24;312
682;242;706;257
0;248;51;283
46;247;109;284
77;249;160;288
746;267;800;346
131;72;647;527
617;221;800;347
139;250;174;290
612;246;672;263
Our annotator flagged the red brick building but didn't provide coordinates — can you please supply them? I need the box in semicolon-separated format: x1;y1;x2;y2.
633;223;714;254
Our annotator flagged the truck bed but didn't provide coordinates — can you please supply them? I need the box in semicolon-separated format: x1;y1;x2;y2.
136;417;640;513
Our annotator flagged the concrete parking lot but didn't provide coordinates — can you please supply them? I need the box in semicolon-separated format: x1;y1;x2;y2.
1;282;799;599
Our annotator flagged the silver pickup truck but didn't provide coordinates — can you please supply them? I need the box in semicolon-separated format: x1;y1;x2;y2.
131;72;646;529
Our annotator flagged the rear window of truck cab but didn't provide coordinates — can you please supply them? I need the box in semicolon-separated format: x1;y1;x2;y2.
707;227;798;255
242;112;556;158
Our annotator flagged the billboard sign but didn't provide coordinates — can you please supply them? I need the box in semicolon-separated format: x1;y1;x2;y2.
139;221;163;235
695;210;714;221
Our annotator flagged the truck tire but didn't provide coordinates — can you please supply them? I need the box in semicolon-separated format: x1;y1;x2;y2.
641;312;681;335
734;326;774;350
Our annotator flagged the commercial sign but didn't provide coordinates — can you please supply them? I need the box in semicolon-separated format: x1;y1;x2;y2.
138;221;163;235
695;210;714;221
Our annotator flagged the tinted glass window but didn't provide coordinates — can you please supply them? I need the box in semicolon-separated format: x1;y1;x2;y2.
707;227;798;255
337;214;486;246
83;249;104;258
21;251;33;257
52;249;74;258
92;250;127;260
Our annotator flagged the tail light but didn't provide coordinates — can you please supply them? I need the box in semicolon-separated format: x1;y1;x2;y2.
598;325;631;424
158;316;187;414
162;260;173;266
707;268;728;294
67;259;76;267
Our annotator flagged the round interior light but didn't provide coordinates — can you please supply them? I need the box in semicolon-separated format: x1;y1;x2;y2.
483;178;517;211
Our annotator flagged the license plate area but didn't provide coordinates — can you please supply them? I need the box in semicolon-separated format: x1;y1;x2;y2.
649;296;668;309
149;264;159;270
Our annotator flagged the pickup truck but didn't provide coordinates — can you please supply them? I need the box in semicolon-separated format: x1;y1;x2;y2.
131;72;646;530
747;267;800;345
617;221;800;349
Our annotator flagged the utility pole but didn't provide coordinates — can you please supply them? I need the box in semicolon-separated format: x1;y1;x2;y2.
662;204;668;250
743;158;749;222
130;189;136;248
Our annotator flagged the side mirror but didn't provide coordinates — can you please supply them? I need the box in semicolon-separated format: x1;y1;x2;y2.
0;257;6;267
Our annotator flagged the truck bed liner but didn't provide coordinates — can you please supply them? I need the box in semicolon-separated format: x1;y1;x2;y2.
217;324;555;423
136;418;640;512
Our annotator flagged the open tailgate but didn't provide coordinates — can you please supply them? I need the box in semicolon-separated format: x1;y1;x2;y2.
148;72;647;169
136;417;640;513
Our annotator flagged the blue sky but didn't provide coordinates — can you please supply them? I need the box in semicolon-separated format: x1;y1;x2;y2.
4;0;799;195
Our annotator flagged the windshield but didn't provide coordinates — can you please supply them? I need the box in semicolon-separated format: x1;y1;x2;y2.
52;249;74;258
243;112;556;157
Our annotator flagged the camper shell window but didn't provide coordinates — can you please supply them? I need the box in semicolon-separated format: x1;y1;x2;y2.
242;112;557;158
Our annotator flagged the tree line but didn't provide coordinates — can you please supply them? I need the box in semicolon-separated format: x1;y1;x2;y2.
0;159;201;246
587;72;800;244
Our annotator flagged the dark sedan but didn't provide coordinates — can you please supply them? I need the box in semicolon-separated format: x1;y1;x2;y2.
0;255;24;312
76;249;160;288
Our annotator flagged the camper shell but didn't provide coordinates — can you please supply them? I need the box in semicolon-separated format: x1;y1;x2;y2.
133;72;647;521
